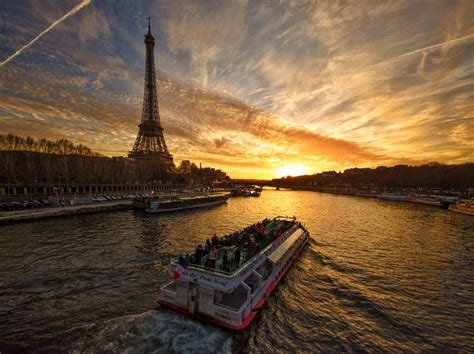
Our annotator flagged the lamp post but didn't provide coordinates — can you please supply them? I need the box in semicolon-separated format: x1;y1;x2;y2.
53;187;60;207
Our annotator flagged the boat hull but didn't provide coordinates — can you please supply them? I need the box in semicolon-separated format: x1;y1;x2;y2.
409;197;441;207
449;205;474;216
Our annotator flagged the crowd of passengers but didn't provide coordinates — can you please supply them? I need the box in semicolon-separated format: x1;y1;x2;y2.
187;218;295;272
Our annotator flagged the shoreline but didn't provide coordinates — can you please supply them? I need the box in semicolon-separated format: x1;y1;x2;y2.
0;200;132;225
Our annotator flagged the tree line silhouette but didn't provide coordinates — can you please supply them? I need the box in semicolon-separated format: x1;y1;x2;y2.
0;134;102;157
273;163;474;192
0;134;228;186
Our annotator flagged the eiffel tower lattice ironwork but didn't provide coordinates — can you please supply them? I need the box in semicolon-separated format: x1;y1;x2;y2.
128;18;173;164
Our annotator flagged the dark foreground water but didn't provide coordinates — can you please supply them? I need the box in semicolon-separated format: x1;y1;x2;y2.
0;190;473;352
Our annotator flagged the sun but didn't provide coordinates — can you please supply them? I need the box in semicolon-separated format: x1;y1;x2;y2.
275;163;310;178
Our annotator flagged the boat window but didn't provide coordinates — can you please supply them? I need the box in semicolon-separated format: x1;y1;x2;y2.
163;280;177;292
244;272;260;294
214;284;248;310
255;260;273;281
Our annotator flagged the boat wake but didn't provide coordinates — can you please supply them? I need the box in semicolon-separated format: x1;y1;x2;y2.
49;310;233;353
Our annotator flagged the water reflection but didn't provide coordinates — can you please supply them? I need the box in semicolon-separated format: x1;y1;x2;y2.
0;190;473;351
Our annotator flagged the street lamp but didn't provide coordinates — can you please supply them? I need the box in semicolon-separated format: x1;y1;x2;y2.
53;187;60;207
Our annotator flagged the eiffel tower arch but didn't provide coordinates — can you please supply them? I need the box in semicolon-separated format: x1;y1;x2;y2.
128;18;173;166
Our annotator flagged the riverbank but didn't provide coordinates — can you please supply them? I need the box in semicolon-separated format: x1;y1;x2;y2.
283;186;470;209
0;200;132;225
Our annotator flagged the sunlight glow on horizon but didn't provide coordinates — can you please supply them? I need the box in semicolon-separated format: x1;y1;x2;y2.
275;163;311;178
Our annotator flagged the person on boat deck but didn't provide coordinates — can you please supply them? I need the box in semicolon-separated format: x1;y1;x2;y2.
248;241;257;256
195;245;204;264
222;249;228;266
211;234;219;247
222;250;231;272
254;231;262;243
222;235;230;246
204;258;214;269
205;239;211;254
234;247;241;266
255;243;261;254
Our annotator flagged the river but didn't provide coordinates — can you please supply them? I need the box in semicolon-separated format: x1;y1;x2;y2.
1;190;473;352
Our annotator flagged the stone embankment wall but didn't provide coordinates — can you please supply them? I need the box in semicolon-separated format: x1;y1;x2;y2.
0;200;132;225
0;183;180;202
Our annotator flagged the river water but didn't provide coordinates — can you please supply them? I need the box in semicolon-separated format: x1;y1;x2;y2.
1;190;473;352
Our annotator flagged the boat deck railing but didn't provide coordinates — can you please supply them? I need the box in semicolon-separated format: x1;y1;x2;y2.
158;193;228;203
186;246;252;276
174;221;301;278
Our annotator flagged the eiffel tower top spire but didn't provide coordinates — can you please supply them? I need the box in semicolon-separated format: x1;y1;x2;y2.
128;18;173;164
146;17;153;41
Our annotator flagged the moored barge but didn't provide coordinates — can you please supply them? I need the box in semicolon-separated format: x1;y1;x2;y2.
132;193;228;212
156;217;309;329
377;193;410;202
146;193;228;213
449;200;474;216
409;195;442;207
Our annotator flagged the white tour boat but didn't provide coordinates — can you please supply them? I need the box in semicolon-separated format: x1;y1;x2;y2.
146;193;228;213
156;217;309;330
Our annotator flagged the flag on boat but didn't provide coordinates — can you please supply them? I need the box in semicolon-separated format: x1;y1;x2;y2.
174;256;189;280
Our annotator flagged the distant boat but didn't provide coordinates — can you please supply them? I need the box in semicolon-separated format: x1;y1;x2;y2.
145;194;228;213
354;191;378;198
377;194;410;202
440;196;459;209
241;190;252;197
230;189;241;197
409;195;441;207
449;200;474;216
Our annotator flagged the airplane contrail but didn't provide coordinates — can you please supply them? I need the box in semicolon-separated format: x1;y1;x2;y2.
392;33;474;60
0;0;93;68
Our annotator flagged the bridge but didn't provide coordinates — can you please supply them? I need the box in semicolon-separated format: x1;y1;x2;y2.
231;179;283;189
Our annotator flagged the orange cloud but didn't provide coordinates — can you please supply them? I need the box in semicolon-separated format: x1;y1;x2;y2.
1;0;472;178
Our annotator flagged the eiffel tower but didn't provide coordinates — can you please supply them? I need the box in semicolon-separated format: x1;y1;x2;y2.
128;18;173;165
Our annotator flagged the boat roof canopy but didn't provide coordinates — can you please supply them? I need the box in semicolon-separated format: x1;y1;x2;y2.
158;193;227;203
267;228;305;264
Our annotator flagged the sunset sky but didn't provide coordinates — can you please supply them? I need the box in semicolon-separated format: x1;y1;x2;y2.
0;0;473;179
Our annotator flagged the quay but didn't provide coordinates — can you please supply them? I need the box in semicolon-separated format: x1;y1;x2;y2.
0;182;183;203
0;200;132;225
